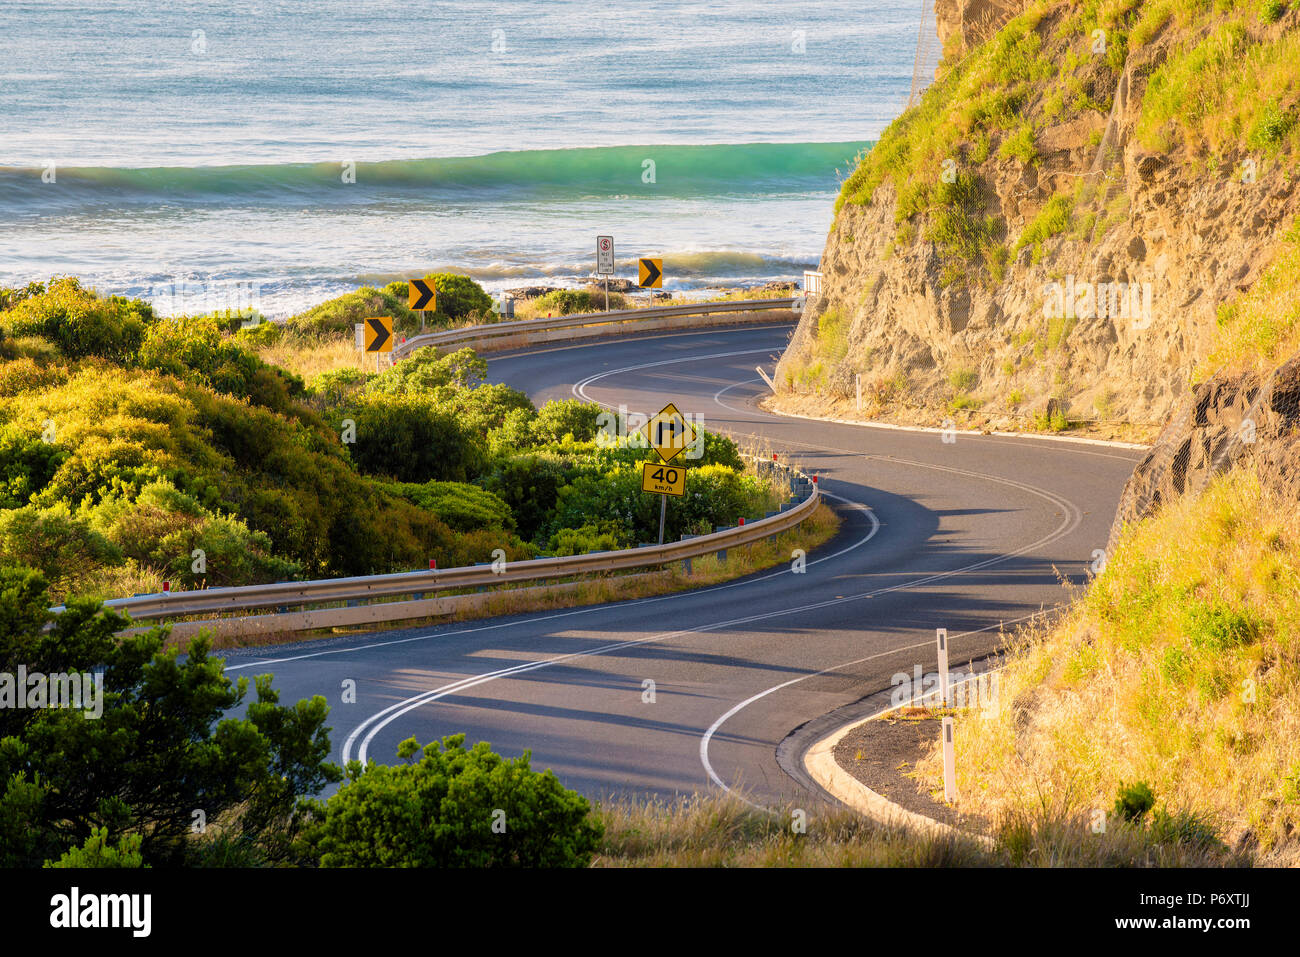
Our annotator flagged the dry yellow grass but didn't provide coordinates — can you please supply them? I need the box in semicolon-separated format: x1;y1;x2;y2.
253;333;374;380
1199;223;1300;379
913;469;1300;860
592;787;1241;866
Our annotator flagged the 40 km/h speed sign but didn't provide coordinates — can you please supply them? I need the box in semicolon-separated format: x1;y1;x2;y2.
641;461;685;497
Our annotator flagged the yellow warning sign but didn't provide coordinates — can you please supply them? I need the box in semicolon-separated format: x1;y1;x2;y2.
638;257;663;288
642;402;696;463
641;461;685;497
364;316;393;352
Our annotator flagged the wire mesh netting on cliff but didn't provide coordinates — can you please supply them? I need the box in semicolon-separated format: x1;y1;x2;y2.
1106;357;1300;553
907;0;945;110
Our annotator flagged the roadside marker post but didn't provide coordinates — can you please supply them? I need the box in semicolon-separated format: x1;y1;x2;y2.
856;373;862;411
937;627;950;707
942;717;957;802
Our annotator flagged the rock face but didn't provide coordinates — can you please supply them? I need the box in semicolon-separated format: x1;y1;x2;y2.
776;5;1299;431
1110;356;1300;545
934;0;1023;52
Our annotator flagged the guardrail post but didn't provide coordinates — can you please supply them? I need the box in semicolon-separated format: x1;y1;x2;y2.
714;527;728;562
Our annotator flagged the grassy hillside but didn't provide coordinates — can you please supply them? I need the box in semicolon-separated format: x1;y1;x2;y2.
913;224;1300;862
779;0;1300;436
0;277;785;603
837;0;1299;252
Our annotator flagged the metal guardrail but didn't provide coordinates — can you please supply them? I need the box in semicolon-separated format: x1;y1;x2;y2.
91;459;820;634
393;297;799;359
61;303;812;637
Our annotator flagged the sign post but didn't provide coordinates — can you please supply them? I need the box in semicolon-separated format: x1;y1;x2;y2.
597;235;614;311
640;402;696;545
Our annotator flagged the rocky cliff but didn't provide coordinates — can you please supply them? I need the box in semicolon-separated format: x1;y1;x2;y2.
776;2;1299;439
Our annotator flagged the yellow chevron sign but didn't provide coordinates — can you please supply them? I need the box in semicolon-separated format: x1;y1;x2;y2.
364;316;393;352
638;257;663;288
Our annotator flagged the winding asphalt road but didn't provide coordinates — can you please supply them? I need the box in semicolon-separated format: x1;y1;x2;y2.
223;322;1142;808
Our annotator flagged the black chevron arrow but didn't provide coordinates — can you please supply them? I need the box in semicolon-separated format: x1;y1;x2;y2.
639;258;661;288
409;278;436;310
366;317;392;351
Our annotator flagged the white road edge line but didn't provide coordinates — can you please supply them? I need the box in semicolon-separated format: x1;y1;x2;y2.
702;618;1032;809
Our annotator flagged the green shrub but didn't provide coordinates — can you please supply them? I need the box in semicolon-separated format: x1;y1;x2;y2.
366;347;487;395
47;828;146;869
1260;0;1287;24
441;382;536;435
1248;100;1296;151
948;367;978;392
0;504;122;594
1113;780;1156;823
0;570;340;867
4;278;154;362
548;522;624;556
0;280;48;313
1033;407;1070;432
92;481;302;587
0;426;67;508
384;480;515;533
532;289;610;316
488;407;536;455
419;273;493;319
482;453;576;543
531;399;602;444
298;734;602;867
998;122;1038;164
307;367;372;408
233;319;283;347
285;285;419;340
1014;194;1073;261
138;316;259;393
341;395;486;483
1183;603;1259;651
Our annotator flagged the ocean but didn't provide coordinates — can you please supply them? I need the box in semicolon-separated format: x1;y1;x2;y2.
0;0;925;317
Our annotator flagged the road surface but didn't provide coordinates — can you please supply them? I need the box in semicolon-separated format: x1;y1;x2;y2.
223;322;1141;807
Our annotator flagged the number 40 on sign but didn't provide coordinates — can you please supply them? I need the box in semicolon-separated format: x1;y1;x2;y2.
641;462;685;497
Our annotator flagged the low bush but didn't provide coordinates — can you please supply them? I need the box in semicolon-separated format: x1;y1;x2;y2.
3;278;154;362
297;734;602;867
383;480;516;533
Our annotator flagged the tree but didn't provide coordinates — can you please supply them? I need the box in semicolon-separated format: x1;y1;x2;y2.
0;565;341;867
297;734;602;867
